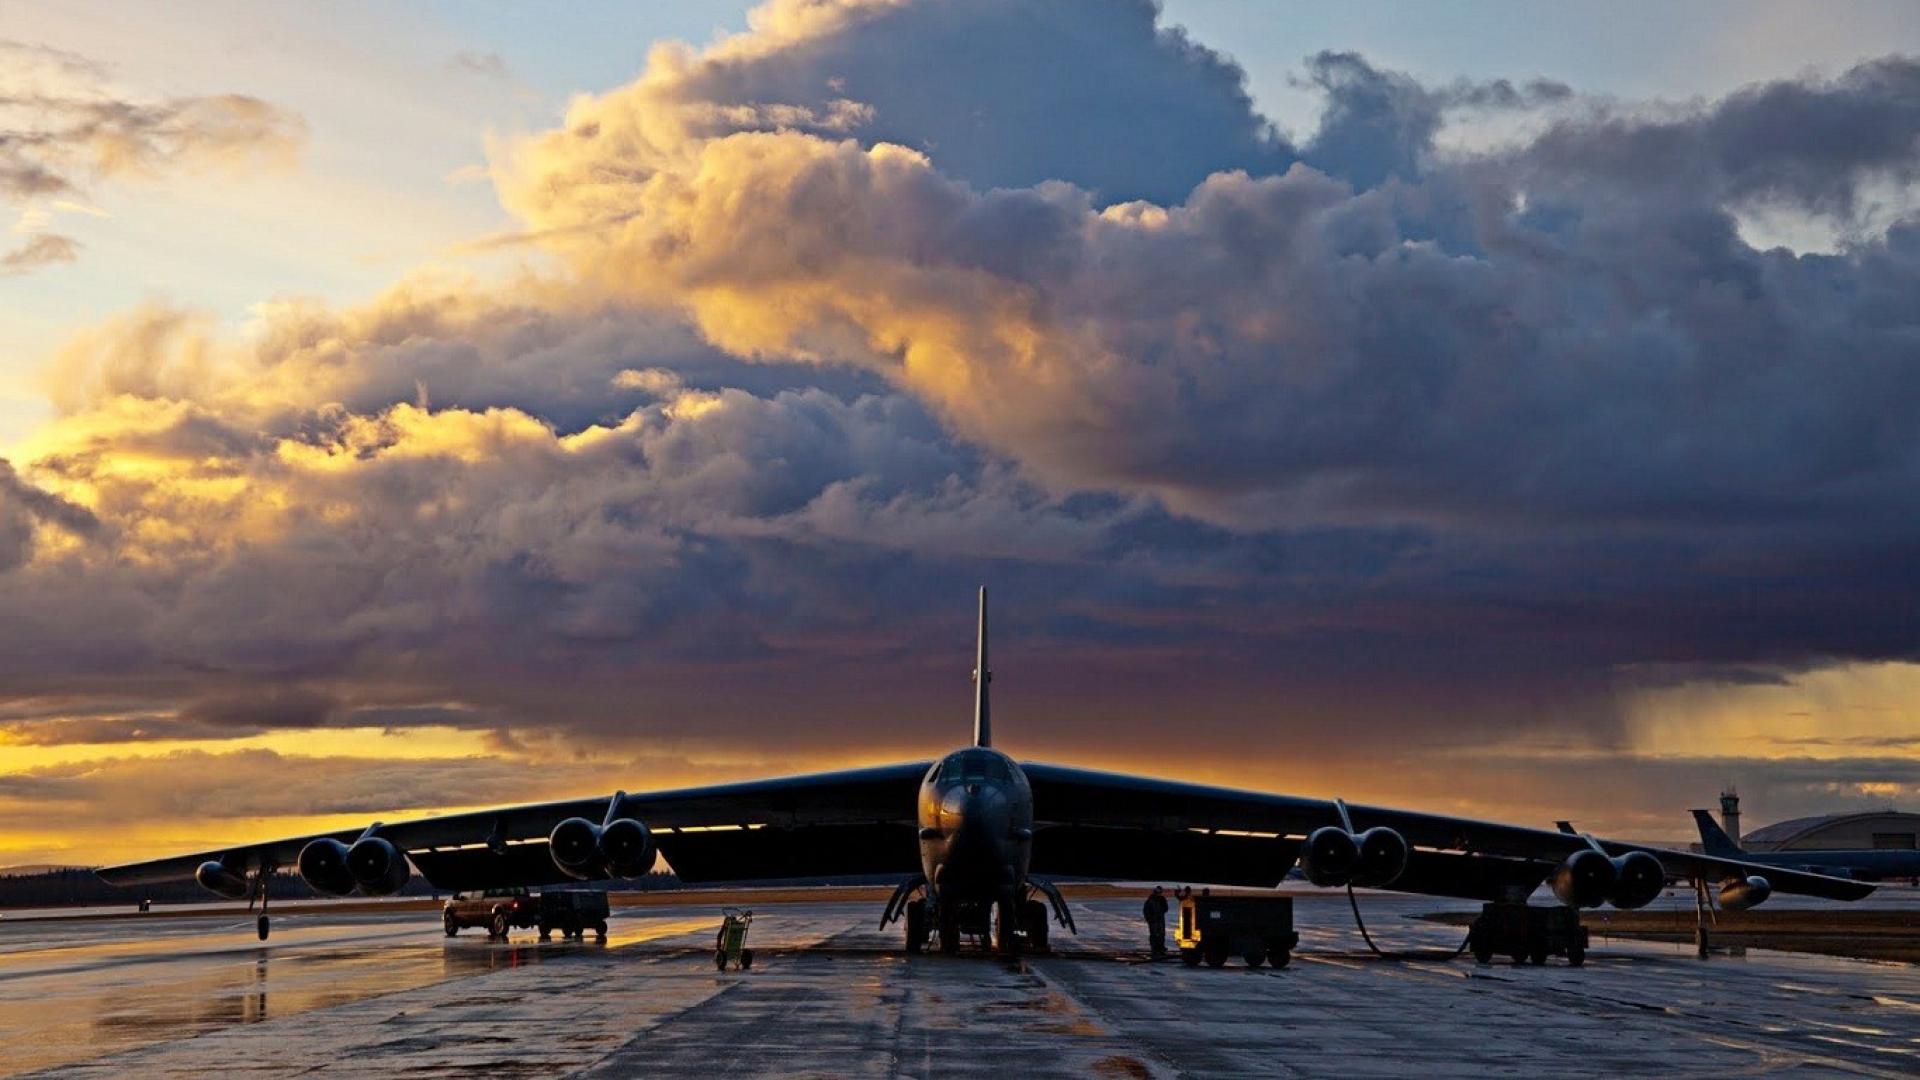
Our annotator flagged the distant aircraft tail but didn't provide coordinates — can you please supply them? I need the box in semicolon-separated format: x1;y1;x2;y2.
1692;808;1744;856
973;586;991;748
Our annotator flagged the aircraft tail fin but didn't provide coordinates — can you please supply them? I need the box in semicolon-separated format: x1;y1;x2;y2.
973;586;991;748
1692;808;1744;856
1555;820;1577;835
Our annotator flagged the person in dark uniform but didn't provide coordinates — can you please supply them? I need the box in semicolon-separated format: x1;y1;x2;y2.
1143;885;1170;956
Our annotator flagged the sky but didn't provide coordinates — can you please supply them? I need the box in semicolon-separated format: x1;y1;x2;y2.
1;0;1918;867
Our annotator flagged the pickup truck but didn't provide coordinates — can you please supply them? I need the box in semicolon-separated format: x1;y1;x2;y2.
443;887;610;941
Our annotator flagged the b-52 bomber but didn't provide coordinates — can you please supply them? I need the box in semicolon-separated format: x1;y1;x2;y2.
100;588;1872;956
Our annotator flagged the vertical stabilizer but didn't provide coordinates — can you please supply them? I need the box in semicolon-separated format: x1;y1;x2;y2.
1692;808;1743;856
973;586;991;747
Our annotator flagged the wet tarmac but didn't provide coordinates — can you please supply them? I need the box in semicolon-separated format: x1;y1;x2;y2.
3;892;1918;1077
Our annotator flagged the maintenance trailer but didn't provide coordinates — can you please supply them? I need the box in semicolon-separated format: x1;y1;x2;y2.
1177;894;1298;968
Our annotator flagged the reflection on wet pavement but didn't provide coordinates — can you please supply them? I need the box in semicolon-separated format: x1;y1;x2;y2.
6;895;1920;1077
0;912;712;1077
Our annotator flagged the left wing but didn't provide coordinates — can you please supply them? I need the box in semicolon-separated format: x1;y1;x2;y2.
1023;763;1874;902
98;762;931;893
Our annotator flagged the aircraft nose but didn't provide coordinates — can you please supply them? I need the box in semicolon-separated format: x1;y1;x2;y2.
941;783;1009;847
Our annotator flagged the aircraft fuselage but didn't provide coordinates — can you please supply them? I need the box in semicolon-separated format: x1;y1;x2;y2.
918;747;1032;930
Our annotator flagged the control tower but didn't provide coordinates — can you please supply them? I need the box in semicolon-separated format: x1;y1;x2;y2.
1719;786;1741;845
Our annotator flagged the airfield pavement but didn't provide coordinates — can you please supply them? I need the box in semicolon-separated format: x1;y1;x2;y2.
2;889;1918;1078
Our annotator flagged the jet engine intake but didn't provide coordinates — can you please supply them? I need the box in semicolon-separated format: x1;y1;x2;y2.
1718;875;1773;911
345;836;411;896
297;838;356;897
548;816;656;879
598;818;657;877
1352;827;1410;887
1300;826;1361;886
1549;848;1617;908
194;859;250;900
1607;851;1666;910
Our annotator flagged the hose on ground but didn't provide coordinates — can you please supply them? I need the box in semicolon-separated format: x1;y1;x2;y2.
1346;884;1473;961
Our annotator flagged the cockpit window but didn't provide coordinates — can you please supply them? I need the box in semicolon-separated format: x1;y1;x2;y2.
938;750;1010;783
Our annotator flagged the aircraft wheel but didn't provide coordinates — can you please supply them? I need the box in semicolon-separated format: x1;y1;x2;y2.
904;899;926;954
995;897;1021;956
1022;900;1049;953
1198;933;1228;968
740;949;754;970
938;906;960;954
257;915;270;941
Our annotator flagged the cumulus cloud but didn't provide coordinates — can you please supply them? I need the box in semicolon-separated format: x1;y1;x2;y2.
3;0;1919;854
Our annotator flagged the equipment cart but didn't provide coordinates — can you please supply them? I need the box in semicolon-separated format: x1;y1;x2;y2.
536;890;610;942
716;907;755;970
1468;902;1587;966
1177;894;1298;968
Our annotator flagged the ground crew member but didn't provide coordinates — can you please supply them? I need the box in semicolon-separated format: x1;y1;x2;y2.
1144;885;1169;956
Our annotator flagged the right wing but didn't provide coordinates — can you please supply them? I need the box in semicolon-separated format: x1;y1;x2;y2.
97;762;932;892
1023;763;1875;903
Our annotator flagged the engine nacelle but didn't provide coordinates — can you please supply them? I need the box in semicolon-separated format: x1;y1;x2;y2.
550;817;605;879
345;836;411;896
1608;851;1666;910
297;838;357;897
1718;875;1773;911
549;816;657;879
1352;827;1410;887
194;859;250;900
599;818;657;877
1549;848;1617;908
1300;826;1361;886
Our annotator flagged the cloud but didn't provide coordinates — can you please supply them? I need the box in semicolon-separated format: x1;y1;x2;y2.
2;0;1919;859
0;38;304;272
0;231;78;274
449;51;511;81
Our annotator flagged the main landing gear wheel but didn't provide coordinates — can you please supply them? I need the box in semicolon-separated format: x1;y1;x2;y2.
257;915;270;941
938;906;960;954
904;899;927;954
1022;899;1049;954
995;897;1021;957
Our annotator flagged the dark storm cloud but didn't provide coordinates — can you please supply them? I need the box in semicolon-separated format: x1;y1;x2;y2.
1520;55;1920;218
652;0;1294;203
0;457;100;571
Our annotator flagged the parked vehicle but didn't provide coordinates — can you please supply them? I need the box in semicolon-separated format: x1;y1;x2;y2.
442;888;609;941
1468;902;1587;966
1176;894;1298;968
